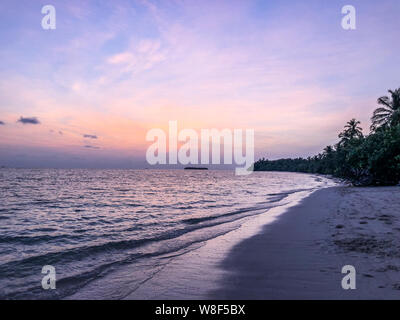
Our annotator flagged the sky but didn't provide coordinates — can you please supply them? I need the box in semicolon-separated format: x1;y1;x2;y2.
0;0;399;168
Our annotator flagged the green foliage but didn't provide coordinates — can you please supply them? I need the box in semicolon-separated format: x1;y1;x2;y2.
254;88;400;186
338;118;363;146
371;89;400;132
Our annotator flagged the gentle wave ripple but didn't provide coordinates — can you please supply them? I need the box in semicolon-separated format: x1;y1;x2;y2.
0;169;334;299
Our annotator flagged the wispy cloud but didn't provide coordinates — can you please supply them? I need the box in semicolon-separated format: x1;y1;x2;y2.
83;145;100;149
106;39;166;77
83;134;98;139
17;117;40;125
0;121;5;125
0;0;399;167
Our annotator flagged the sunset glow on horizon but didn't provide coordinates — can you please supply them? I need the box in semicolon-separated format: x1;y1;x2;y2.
1;0;399;168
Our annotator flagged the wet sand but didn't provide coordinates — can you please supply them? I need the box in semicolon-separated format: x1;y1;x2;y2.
210;186;400;299
126;186;400;300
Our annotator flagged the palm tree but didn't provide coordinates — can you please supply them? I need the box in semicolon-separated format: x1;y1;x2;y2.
323;145;334;155
339;119;363;145
370;88;400;132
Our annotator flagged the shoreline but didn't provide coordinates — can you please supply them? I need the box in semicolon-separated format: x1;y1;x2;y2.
124;187;324;299
210;186;400;299
126;185;400;300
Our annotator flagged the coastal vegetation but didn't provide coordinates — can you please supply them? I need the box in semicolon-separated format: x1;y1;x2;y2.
254;88;400;186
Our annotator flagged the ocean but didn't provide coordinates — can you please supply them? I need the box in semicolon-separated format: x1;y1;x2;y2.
0;169;334;299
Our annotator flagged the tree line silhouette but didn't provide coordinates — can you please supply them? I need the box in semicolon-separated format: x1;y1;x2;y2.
254;88;400;186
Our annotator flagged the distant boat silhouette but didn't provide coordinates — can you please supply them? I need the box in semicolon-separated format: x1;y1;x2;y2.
184;167;208;170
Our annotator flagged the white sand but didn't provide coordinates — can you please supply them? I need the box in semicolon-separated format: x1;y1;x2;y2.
126;186;400;300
